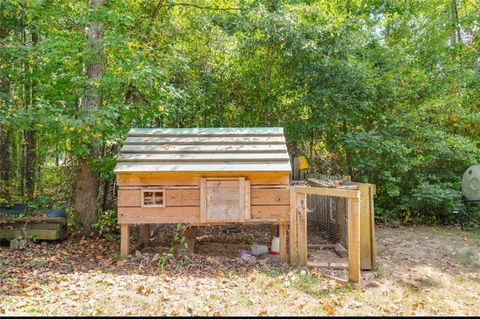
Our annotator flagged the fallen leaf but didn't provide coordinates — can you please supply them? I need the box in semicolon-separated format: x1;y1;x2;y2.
322;303;336;315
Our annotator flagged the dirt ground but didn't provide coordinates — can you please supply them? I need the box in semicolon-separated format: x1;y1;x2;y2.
0;225;479;316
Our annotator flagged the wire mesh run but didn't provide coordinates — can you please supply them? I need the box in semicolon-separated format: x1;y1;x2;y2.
128;223;282;261
306;194;349;279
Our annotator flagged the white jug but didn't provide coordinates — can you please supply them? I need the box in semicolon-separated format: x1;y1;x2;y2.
271;236;280;255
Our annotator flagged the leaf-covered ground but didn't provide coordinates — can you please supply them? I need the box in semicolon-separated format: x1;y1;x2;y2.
1;225;479;316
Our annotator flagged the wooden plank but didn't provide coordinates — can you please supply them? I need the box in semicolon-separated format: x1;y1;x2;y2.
117;152;290;163
120;144;287;154
369;185;377;269
358;184;372;270
290;186;360;199
119;189;200;207
347;197;361;282
128;127;284;137
245;181;251;220
239;177;246;223
165;189;200;207
0;229;61;240
118;189;141;207
289;188;298;265
244;219;280;224
124;136;286;145
297;192;307;266
279;221;287;263
251;188;289;205
116;172;289;186
200;178;207;223
3;222;62;230
118;207;200;224
114;161;291;173
250;205;289;221
120;224;130;257
0;216;66;224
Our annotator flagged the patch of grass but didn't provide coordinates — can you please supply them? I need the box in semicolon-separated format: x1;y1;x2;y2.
455;250;480;268
287;269;347;298
110;252;127;261
469;231;480;241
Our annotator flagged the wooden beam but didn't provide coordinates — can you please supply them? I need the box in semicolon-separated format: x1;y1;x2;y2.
116;172;290;186
279;221;287;263
289;188;298;265
358;184;372;270
289;186;360;199
239;177;246;222
297;192;307;266
251;188;289;205
118;206;200;224
200;178;207;223
245;180;251;220
347;197;361;282
250;205;289;220
0;229;62;240
120;224;130;257
369;185;377;269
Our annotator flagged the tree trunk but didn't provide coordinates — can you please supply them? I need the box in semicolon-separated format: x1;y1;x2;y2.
450;0;461;45
0;24;11;199
74;0;105;233
24;31;38;199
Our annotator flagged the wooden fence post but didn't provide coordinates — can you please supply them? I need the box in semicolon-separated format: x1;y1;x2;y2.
297;192;307;266
289;188;298;265
348;196;361;282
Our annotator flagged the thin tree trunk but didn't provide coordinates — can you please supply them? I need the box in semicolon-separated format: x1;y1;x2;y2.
451;0;462;45
24;31;38;199
74;0;105;233
0;25;11;199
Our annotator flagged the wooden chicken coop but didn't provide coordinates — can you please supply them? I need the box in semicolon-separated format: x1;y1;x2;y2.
114;127;376;282
114;127;292;259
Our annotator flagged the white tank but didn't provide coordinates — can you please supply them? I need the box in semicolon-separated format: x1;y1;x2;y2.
462;164;480;201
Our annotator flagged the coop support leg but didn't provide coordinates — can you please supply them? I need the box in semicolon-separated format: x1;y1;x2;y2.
279;221;287;262
297;193;307;266
120;224;130;257
289;189;298;265
348;196;361;282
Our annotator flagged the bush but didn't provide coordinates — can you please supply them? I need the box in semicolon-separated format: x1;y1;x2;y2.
91;210;119;240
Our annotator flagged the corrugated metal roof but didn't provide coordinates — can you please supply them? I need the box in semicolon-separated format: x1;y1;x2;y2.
114;127;292;173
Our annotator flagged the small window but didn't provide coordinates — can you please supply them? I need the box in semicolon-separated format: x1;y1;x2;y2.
142;189;165;207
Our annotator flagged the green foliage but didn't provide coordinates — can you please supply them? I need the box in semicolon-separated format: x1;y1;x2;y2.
157;223;188;273
91;210;119;240
1;0;479;225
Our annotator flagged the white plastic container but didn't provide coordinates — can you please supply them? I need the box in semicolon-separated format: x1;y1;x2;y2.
270;236;280;255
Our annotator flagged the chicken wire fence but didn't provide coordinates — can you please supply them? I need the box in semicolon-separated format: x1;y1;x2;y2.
127;223;281;260
306;194;349;279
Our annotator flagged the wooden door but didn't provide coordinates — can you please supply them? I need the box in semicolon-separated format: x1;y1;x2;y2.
201;177;246;223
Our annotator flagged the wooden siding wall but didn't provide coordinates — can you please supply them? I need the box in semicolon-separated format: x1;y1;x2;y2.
117;172;290;225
